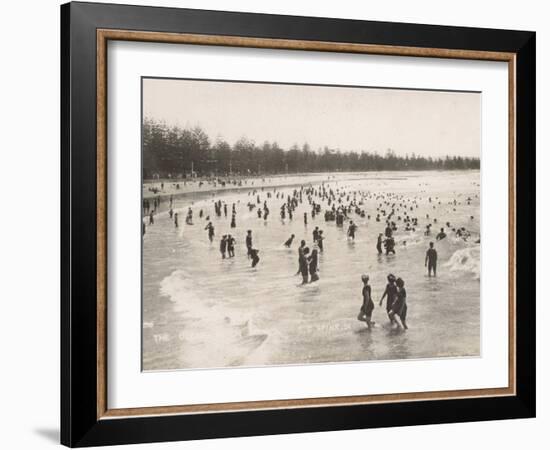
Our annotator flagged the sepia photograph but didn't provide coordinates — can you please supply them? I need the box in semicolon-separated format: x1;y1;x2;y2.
141;77;481;371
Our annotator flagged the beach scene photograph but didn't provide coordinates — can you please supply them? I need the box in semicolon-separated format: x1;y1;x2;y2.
141;77;481;371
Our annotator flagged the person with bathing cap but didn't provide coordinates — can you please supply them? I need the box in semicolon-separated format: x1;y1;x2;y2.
379;274;398;325
389;277;408;329
357;274;375;329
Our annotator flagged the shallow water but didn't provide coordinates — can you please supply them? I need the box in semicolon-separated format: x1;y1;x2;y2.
142;171;480;370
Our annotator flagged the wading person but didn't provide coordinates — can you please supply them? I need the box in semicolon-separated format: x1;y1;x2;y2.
299;247;310;284
174;212;178;228
296;240;306;275
347;220;357;240
220;235;227;259
204;222;215;242
313;226;319;243
250;248;260;268
317;230;324;252
384;236;396;255
227;234;235;258
246;230;253;258
186;208;193;225
379;274;398;325
389;277;408;329
308;248;319;282
284;234;295;248
425;241;438;277
376;233;383;254
357;274;375;329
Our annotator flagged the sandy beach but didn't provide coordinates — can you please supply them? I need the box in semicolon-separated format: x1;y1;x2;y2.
143;171;434;202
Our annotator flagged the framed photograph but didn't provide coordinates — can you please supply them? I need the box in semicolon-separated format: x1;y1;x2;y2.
61;1;536;447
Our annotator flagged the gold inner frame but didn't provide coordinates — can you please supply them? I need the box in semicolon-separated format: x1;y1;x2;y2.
96;29;517;420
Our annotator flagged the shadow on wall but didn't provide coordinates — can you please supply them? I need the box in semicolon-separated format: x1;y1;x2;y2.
34;428;59;444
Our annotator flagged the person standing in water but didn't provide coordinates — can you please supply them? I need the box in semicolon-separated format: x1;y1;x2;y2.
313;226;319;243
379;274;398;325
250;248;260;267
389;277;408;329
317;230;324;252
204;222;215;242
227;234;235;258
245;230;253;259
347;220;357;240
296;240;306;275
425;242;438;277
384;236;396;255
220;235;227;259
299;247;310;284
149;210;154;225
308;248;319;282
174;212;178;228
375;233;382;254
357;274;375;329
230;213;236;228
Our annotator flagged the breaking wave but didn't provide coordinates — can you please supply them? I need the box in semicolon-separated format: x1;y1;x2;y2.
444;246;480;280
158;269;269;368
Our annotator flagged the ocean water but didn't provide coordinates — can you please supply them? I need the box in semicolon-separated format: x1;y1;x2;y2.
142;171;480;371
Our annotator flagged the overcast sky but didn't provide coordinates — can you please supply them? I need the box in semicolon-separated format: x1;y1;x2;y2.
143;78;480;158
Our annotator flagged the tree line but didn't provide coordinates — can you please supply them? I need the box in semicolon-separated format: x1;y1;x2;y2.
143;119;480;179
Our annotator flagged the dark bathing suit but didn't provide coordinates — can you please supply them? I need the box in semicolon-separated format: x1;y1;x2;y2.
427;248;437;271
383;283;398;312
391;287;407;320
362;285;374;316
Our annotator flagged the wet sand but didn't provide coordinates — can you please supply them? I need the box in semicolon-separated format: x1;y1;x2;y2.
143;172;417;201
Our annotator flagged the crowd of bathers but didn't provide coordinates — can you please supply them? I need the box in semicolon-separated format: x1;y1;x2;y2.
143;178;479;330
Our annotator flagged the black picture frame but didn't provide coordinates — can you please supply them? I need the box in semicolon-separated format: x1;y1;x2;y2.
61;1;535;447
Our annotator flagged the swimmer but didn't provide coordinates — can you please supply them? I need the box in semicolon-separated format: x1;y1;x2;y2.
284;234;295;248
